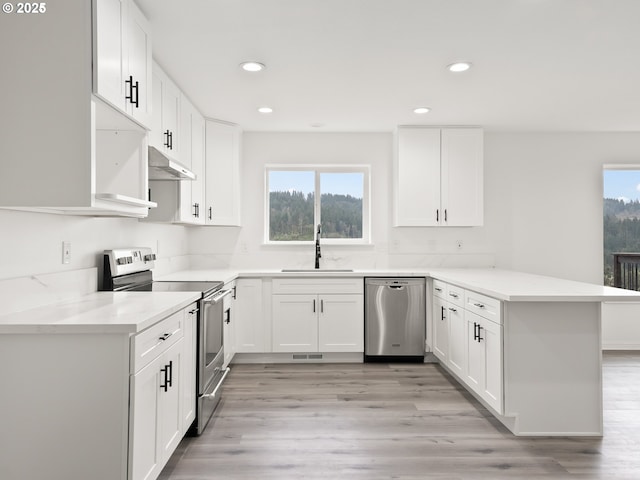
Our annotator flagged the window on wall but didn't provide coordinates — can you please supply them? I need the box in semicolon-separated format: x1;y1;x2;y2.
266;166;370;243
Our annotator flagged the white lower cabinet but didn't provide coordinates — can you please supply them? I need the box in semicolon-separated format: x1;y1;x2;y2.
272;294;318;352
432;294;449;361
222;280;236;367
233;278;266;353
129;306;196;480
180;306;197;434
271;278;364;353
431;279;503;413
464;311;503;412
130;338;183;480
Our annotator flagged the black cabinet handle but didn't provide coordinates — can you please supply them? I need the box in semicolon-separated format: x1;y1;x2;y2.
169;131;173;150
473;322;479;341
441;306;445;320
193;203;200;218
164;130;171;148
320;299;324;313
167;360;173;388
313;299;316;313
224;307;231;324
436;209;439;222
125;75;134;104
208;206;212;220
444;209;448;222
448;307;457;313
132;79;139;108
160;365;168;392
477;326;484;342
232;285;237;299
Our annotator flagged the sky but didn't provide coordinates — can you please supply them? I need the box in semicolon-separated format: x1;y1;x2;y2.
603;170;640;202
269;171;363;198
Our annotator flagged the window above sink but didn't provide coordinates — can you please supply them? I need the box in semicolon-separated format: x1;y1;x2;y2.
265;165;371;245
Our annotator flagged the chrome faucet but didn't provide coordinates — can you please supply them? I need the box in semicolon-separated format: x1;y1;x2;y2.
315;224;321;269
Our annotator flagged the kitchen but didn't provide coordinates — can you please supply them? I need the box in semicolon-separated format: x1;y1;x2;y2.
1;0;640;479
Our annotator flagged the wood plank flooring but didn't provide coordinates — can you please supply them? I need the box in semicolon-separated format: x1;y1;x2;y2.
158;352;640;479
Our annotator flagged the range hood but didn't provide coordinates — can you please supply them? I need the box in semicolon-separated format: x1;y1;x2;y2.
148;146;196;180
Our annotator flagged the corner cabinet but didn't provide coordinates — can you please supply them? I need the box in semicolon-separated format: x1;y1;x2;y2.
205;120;242;226
271;278;364;353
0;0;156;217
394;127;483;226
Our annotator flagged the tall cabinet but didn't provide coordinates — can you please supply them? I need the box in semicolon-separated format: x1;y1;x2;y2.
394;127;483;226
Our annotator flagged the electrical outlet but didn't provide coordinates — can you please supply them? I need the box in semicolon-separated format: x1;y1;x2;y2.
62;241;71;264
456;240;463;250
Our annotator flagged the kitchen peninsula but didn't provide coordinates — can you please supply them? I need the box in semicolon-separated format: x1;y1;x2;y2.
159;267;640;436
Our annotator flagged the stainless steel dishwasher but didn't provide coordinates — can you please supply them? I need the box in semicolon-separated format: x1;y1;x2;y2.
365;277;426;361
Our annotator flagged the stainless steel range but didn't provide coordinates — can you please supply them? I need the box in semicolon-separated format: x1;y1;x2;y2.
102;247;231;435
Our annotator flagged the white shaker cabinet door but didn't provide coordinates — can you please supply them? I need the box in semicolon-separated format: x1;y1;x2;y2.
432;295;449;362
318;294;364;352
447;302;466;378
272;294;318;352
394;127;441;226
93;0;126;112
441;128;483;226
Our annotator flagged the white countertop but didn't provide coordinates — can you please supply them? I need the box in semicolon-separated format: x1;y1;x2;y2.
0;291;200;334
158;267;640;302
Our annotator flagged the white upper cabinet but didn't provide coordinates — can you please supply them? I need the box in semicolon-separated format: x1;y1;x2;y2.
144;92;206;225
93;0;152;129
179;95;205;224
0;0;155;217
150;62;181;160
205;120;242;226
394;127;483;226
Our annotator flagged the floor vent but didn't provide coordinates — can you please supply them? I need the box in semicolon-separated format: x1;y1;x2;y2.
291;354;324;360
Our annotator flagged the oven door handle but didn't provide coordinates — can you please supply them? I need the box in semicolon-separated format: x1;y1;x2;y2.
203;367;231;398
204;289;233;304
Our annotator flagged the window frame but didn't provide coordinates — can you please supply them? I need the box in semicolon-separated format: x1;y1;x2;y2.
264;164;371;245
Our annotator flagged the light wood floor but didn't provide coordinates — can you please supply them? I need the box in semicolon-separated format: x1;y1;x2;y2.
159;352;640;479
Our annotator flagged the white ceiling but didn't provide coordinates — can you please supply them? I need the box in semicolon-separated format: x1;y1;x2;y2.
136;0;640;133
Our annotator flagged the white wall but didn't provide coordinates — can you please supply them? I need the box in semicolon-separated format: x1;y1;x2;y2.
189;132;498;269
0;209;190;281
488;132;640;283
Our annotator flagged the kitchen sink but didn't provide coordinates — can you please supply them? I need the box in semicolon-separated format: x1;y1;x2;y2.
281;269;354;272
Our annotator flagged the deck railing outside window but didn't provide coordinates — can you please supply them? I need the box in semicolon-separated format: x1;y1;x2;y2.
613;253;640;291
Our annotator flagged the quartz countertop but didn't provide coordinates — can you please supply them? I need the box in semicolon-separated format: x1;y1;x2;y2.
0;291;200;334
157;267;640;303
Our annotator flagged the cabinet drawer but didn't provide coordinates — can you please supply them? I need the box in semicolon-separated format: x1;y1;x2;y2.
432;279;446;299
465;290;501;324
131;309;184;373
445;284;465;307
272;277;363;295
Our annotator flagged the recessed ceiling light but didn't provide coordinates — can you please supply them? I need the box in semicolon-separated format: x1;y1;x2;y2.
258;106;273;114
413;107;431;114
447;62;472;73
240;61;266;72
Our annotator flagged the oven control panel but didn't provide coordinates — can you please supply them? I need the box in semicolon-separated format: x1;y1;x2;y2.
104;247;156;277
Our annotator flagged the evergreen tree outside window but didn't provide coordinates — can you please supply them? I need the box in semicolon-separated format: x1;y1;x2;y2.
267;166;370;243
